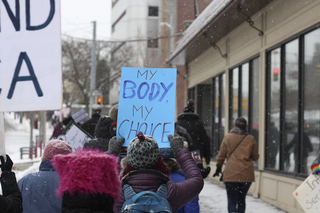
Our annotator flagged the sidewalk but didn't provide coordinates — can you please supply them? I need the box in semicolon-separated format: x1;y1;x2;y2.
199;178;286;212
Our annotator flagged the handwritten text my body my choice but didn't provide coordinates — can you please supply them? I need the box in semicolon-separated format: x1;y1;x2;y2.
118;69;174;143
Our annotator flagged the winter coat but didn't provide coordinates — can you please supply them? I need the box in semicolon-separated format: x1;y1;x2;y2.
92;116;114;151
0;171;23;213
175;123;193;146
81;114;101;137
169;171;200;213
18;160;61;213
177;112;211;164
216;128;259;182
114;149;204;213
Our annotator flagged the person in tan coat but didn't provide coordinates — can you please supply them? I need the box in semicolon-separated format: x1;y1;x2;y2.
213;117;259;213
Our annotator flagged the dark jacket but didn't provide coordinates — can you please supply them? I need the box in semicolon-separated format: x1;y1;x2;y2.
91;116;114;151
177;113;211;164
18;160;61;213
81;114;101;137
175;123;193;145
114;149;204;213
0;171;23;213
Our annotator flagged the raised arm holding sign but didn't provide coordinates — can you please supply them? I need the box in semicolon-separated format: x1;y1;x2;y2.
117;67;177;148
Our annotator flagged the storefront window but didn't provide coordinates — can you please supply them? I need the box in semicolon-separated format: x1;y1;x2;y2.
212;74;225;155
266;27;320;176
251;58;260;168
266;48;281;170
229;57;260;146
283;39;299;173
241;63;249;120
304;28;320;175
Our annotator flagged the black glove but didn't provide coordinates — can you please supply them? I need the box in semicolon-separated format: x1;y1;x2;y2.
168;134;184;154
200;166;211;179
0;155;13;172
108;136;125;155
212;165;222;177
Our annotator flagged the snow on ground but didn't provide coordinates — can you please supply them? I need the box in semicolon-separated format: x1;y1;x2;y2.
3;112;287;212
199;179;286;212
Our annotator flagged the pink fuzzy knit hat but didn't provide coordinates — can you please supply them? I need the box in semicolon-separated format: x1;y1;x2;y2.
42;139;72;161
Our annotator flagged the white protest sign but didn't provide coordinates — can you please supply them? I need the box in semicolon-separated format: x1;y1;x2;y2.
0;0;62;112
0;112;6;157
293;174;320;212
58;121;93;152
117;67;177;148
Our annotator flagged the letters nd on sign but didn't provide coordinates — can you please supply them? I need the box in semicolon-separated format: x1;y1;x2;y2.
0;0;62;112
117;67;177;148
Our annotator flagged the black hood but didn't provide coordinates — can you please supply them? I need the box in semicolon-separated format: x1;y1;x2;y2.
94;116;114;139
177;112;199;121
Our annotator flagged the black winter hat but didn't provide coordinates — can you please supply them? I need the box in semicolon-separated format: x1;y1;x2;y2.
183;99;195;113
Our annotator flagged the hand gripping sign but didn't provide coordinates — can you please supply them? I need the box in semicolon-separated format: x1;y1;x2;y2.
117;67;177;148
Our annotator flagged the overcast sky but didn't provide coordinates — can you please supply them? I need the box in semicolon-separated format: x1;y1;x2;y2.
60;0;111;40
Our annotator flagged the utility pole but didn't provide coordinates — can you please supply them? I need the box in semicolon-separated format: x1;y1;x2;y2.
160;0;167;68
89;21;97;117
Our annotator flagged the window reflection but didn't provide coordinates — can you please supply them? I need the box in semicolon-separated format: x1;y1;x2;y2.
241;63;249;120
283;39;299;173
266;27;320;176
267;48;281;170
232;68;239;127
252;58;260;168
304;28;320;175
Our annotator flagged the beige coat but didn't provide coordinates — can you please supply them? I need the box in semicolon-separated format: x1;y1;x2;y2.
216;130;259;183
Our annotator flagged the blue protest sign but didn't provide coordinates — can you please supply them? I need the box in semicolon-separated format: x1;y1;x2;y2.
117;67;177;148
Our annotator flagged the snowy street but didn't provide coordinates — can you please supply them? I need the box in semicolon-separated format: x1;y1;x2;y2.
3;113;286;212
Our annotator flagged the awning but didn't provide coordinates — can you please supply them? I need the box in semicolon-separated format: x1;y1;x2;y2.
166;0;274;65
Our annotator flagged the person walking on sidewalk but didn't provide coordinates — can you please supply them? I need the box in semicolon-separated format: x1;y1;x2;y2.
176;99;211;178
213;117;259;213
0;154;23;213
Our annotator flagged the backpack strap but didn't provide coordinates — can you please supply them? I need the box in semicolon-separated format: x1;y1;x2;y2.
156;184;168;199
123;184;136;200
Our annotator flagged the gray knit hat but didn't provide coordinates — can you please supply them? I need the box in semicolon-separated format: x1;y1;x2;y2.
127;132;160;169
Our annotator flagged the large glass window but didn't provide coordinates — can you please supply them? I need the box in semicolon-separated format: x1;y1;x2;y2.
304;28;320;175
229;57;260;136
197;85;212;139
212;73;226;156
266;26;320;177
266;48;281;170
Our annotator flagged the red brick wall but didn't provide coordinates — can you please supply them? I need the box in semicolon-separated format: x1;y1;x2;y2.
174;0;211;116
176;65;187;116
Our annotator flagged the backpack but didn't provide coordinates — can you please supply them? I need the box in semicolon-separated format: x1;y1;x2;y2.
121;183;172;213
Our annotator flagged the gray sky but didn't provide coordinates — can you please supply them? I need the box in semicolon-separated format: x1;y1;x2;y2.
60;0;111;40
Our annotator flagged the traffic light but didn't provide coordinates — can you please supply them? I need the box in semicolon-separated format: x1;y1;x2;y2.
97;96;102;105
273;68;279;81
